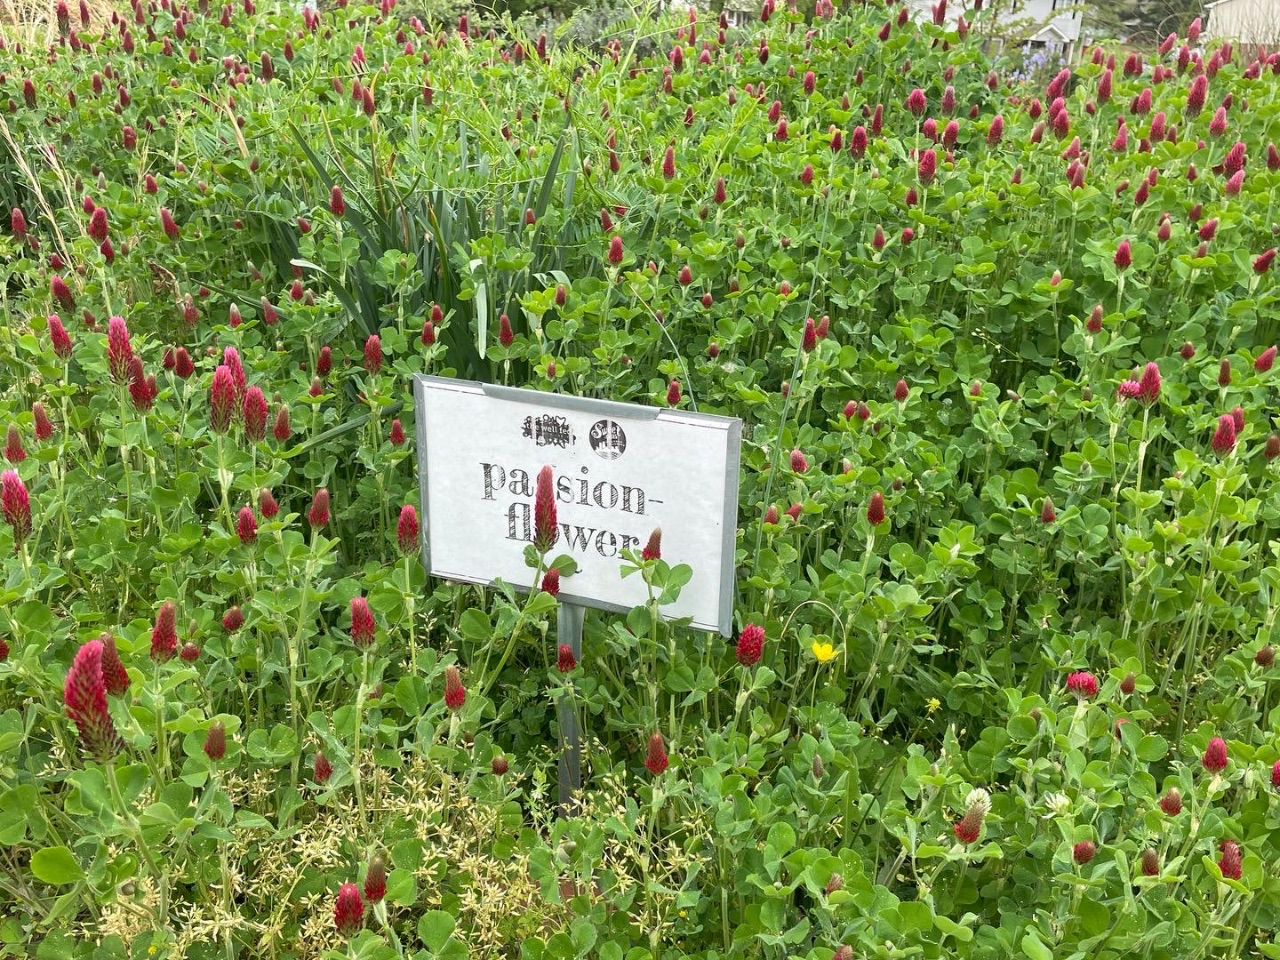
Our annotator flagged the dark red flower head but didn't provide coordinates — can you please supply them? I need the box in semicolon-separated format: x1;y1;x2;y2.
243;386;268;441
1040;497;1056;524
397;504;419;555
607;235;624;265
308;488;330;529
313;750;333;783
329;185;346;216
444;664;466;710
1114;240;1132;270
737;624;764;666
150;600;178;662
641;527;662;561
1073;840;1096;865
533;465;557;553
498;314;514;347
1202;736;1228;773
209;365;236;434
1159;786;1182;815
867;491;885;526
160;207;180;241
1256;346;1276;372
64;639;123;760
49;314;73;359
1141;847;1159;876
204;721;227;761
364;334;382;374
557;643;576;672
222;605;245;632
4;425;25;465
1218;839;1242;880
666;380;681;406
98;633;130;695
1066;671;1098;699
1211;414;1237;456
259;488;279;519
107;315;132;383
389;419;406;446
363;855;386;904
334;883;365;937
645;731;669;775
541;567;560;596
350;596;375;648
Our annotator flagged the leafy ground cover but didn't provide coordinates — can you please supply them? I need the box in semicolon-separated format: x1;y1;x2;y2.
2;0;1280;957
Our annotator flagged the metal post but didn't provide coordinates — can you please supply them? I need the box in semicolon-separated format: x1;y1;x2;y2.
556;602;585;818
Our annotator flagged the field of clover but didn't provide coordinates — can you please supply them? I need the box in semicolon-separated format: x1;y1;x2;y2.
3;0;1280;956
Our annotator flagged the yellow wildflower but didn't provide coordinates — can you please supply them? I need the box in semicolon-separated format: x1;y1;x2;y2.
811;640;837;663
927;697;941;714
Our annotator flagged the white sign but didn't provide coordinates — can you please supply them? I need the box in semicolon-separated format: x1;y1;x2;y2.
413;376;741;634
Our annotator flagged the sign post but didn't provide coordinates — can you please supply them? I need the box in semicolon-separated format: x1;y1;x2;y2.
414;376;741;813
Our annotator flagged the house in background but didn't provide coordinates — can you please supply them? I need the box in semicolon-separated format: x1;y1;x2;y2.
1204;0;1280;43
906;0;1084;61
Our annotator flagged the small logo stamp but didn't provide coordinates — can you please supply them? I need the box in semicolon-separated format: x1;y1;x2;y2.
589;419;627;459
522;415;576;448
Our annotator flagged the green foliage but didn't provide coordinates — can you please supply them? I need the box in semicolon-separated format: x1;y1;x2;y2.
0;0;1279;958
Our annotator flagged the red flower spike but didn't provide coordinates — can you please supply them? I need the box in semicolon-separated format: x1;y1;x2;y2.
1114;241;1132;270
802;317;817;353
204;721;226;760
894;379;909;402
90;634;128;697
1202;736;1228;773
645;732;668;775
364;335;382;374
1073;841;1096;865
350;596;375;648
1066;671;1098;699
953;802;984;844
1211;414;1237;456
209;365;236;434
642;528;662;561
259;488;279;519
737;624;764;666
867;491;886;526
4;425;25;464
1160;787;1182;815
1219;359;1233;387
334;883;365;937
534;465;557;552
1219;839;1242;880
308;488;330;529
314;751;333;784
1041;497;1056;523
498;314;514;347
1271;759;1280;788
444;665;466;710
236;505;257;545
363;856;387;904
1;470;32;545
160;206;180;240
389;419;406;446
243;386;268;441
541;567;560;596
64;639;123;760
150;601;179;663
1141;848;1159;876
107;315;132;383
222;605;244;632
1256;347;1276;372
49;315;73;359
666;381;681;406
557;643;576;672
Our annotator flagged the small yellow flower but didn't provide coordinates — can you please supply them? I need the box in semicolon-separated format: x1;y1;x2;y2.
927;697;941;714
811;640;837;663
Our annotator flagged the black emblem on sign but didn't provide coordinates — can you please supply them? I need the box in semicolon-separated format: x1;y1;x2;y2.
522;415;576;448
589;419;627;459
